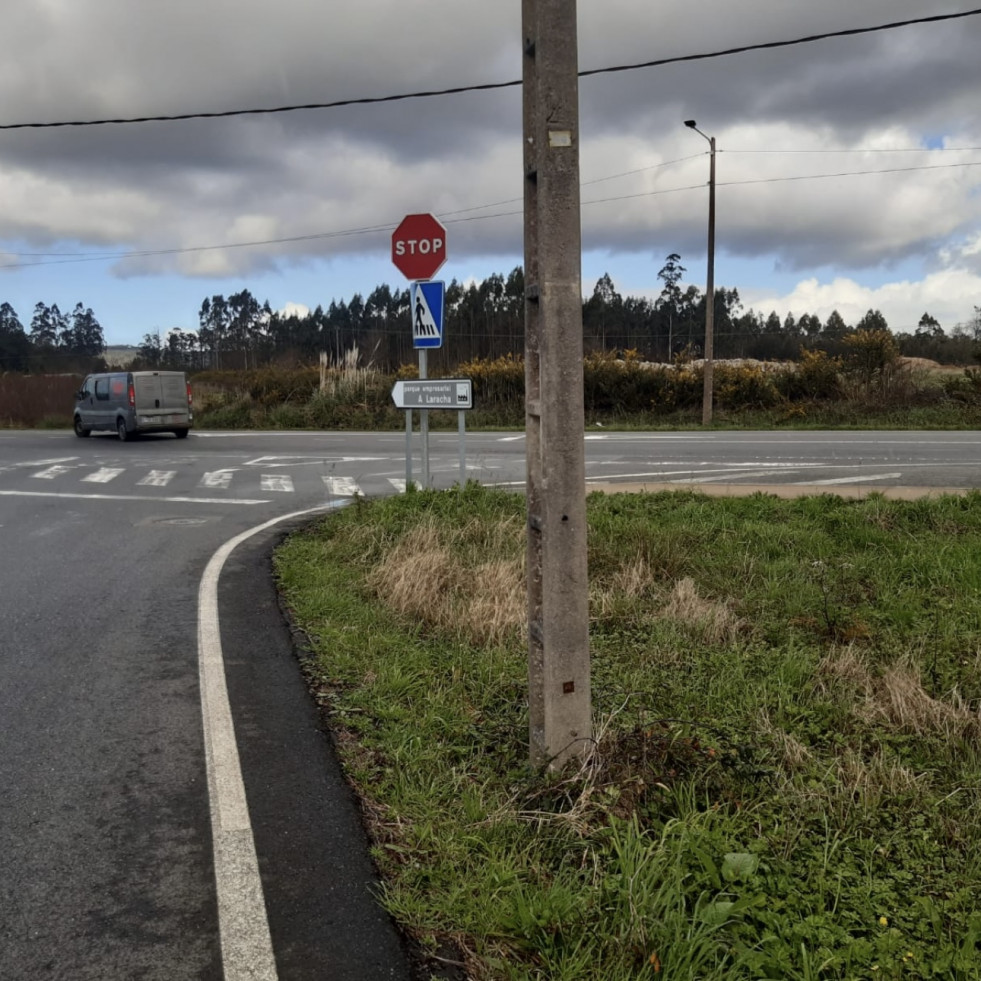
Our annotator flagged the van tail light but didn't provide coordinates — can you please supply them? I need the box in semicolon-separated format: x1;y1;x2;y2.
128;383;135;407
186;381;192;407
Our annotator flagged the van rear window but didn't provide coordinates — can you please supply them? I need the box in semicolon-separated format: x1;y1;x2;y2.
111;377;126;398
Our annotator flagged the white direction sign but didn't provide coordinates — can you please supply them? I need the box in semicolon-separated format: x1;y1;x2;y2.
391;378;473;410
411;281;445;348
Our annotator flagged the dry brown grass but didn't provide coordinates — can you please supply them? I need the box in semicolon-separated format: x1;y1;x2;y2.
660;577;743;643
367;520;524;647
757;709;813;771
860;663;981;740
590;557;655;621
815;650;980;740
814;646;874;699
835;748;932;802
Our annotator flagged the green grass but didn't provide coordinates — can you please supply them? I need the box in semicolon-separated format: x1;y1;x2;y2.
277;485;981;979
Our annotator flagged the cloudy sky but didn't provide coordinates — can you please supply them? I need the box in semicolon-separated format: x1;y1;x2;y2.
1;0;980;348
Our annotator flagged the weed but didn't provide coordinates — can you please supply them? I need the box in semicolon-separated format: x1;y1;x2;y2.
276;486;981;979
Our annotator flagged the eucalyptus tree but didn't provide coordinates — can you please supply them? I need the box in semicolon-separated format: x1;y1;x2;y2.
0;302;29;371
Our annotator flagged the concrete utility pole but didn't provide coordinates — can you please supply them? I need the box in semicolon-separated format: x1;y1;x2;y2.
522;0;592;770
685;120;716;425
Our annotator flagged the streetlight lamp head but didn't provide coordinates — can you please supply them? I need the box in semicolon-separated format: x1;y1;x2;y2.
684;119;697;128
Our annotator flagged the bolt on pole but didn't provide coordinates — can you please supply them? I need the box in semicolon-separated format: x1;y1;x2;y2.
522;0;592;771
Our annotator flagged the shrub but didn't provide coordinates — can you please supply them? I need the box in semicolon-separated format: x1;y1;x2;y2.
713;363;782;410
841;329;900;395
193;367;320;406
776;349;843;401
0;373;81;426
457;355;525;411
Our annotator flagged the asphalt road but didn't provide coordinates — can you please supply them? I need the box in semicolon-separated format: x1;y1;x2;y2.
1;427;979;980
0;431;419;981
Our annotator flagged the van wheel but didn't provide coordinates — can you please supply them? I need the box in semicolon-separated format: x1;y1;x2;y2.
116;418;130;442
174;428;189;439
73;416;91;438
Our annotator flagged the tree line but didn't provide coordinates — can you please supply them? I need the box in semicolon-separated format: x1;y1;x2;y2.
3;256;979;374
135;259;981;373
0;301;105;372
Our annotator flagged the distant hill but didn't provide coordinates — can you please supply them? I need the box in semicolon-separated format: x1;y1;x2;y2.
105;345;137;367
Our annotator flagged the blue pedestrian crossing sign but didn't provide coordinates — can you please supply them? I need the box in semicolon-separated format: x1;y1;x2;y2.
411;281;445;349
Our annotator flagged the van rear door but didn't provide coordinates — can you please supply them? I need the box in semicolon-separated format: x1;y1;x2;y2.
132;372;191;429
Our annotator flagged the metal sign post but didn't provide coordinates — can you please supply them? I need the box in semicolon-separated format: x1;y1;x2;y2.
391;378;473;487
392;214;449;493
419;348;429;488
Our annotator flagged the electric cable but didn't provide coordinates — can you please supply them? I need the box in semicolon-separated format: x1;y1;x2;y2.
0;8;978;130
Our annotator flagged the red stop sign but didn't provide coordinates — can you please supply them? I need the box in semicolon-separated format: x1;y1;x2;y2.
391;213;447;281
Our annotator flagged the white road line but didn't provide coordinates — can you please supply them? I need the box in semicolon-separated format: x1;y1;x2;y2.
792;472;903;486
260;475;294;493
245;456;386;468
15;457;79;468
322;476;362;496
587;466;816;482
32;465;72;479
82;467;124;483
138;470;177;487
599;434;716;440
670;468;808;484
198;501;348;981
0;490;269;505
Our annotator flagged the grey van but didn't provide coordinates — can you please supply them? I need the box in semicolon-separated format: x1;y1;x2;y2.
74;371;192;441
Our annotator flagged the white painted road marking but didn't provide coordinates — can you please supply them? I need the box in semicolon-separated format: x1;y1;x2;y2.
387;478;422;492
322;476;362;496
260;474;294;493
245;455;387;468
0;490;269;505
670;468;814;484
82;467;124;483
32;465;72;479
138;470;177;487
792;472;903;486
201;470;237;489
12;456;78;468
198;502;348;981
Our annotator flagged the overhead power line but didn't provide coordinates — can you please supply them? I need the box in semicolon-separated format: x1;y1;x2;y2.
1;8;979;130
3;156;978;270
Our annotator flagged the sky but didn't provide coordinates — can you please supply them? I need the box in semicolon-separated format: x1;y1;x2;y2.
1;0;980;349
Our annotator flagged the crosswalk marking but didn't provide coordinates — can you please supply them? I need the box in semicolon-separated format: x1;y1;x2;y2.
32;465;72;479
261;474;294;493
200;470;235;489
387;478;422;493
11;465;422;497
138;470;176;487
82;467;125;483
322;476;362;497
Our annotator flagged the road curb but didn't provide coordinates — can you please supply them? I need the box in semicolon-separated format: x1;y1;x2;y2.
584;482;976;500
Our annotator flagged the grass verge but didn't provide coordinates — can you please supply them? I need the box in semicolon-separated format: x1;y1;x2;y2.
274;484;981;980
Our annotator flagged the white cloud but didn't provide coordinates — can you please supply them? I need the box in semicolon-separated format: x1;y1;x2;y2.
1;0;979;342
745;269;981;334
279;301;310;318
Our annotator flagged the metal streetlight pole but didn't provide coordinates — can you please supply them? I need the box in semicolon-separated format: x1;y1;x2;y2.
685;120;716;425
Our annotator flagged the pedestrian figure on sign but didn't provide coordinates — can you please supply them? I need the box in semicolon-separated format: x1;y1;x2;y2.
415;294;428;335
